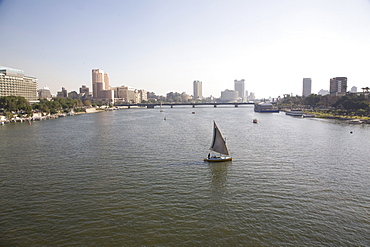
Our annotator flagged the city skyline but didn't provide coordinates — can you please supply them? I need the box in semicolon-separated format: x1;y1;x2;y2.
1;0;370;98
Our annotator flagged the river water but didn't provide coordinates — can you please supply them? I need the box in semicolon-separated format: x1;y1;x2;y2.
1;106;369;246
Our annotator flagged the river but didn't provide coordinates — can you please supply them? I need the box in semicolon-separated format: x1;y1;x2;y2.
0;106;369;246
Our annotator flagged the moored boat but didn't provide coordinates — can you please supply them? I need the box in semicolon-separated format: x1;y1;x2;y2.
254;102;279;113
348;119;364;124
285;110;303;116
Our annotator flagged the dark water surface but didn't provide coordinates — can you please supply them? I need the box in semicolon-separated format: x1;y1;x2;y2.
1;106;369;246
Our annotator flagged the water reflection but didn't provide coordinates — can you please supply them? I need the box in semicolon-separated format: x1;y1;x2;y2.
209;162;230;202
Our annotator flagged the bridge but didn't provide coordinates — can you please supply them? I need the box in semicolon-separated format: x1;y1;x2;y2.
114;102;254;108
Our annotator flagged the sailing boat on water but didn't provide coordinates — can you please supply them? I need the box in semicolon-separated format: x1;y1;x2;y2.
204;121;232;162
160;102;164;112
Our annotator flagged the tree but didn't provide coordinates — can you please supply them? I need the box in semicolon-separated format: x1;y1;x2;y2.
303;94;321;107
83;99;92;107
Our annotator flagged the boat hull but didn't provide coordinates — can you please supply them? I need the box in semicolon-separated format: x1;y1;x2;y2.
204;157;232;162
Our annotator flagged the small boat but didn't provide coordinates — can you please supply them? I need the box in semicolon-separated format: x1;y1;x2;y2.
348;119;364;124
160;102;164;112
192;112;195;114
302;114;315;118
253;118;258;123
285;110;303;116
204;121;232;162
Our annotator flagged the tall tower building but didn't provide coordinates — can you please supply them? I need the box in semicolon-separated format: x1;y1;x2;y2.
92;69;111;99
234;79;245;102
193;80;202;99
302;78;312;97
330;77;347;96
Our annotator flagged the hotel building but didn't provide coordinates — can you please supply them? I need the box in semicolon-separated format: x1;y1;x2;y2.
0;66;38;102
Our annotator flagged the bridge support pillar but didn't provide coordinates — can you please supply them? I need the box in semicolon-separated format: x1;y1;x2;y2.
147;105;154;108
128;105;130;109
235;105;238;107
171;105;173;108
214;104;217;107
192;105;195;108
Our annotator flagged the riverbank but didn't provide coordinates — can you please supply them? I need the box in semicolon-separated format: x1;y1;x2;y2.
0;106;146;125
304;111;370;123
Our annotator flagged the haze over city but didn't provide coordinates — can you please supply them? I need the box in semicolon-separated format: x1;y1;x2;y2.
1;0;370;98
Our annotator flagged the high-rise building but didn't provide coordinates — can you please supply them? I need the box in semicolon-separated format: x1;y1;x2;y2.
330;77;347;96
92;69;114;102
92;69;106;98
0;66;38;102
234;79;245;102
193;80;202;99
302;78;312;97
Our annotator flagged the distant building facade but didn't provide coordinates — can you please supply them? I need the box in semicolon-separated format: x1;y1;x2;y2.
249;92;256;101
193;80;202;99
302;78;312;97
318;89;329;96
330;77;347;96
80;85;90;94
113;85;146;103
0;66;38;102
234;79;245;102
57;87;68;98
38;86;52;100
221;89;238;102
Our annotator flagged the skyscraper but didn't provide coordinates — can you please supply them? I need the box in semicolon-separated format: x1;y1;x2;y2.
92;69;114;102
92;69;107;98
234;79;245;102
302;78;312;97
330;77;347;96
193;80;202;99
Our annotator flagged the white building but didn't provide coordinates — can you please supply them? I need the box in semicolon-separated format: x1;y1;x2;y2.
0;66;38;102
221;89;238;102
318;89;329;96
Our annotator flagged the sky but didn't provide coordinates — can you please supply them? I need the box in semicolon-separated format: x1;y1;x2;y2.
1;0;370;98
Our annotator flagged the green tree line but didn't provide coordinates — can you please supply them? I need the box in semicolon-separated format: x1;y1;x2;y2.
278;93;370;116
0;96;87;117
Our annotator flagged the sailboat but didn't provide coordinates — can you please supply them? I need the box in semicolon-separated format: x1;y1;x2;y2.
160;102;164;112
204;121;232;162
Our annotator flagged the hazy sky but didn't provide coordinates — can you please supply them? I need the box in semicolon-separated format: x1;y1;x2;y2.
1;0;370;98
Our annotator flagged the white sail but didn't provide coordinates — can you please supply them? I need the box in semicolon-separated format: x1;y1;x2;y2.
210;121;230;155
